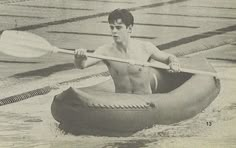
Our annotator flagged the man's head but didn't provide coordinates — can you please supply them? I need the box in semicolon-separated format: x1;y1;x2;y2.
108;9;134;43
108;9;134;28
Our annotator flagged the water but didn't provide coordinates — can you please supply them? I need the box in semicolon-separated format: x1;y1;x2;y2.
0;60;235;148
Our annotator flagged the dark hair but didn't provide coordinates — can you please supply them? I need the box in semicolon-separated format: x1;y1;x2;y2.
108;9;134;27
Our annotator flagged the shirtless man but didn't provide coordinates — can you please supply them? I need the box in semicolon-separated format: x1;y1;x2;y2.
74;9;180;94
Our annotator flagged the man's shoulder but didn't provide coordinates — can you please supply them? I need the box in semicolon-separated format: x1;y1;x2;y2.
132;39;153;47
131;39;159;55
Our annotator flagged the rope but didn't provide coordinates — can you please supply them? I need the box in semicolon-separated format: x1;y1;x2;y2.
0;71;110;106
87;103;151;110
0;86;51;106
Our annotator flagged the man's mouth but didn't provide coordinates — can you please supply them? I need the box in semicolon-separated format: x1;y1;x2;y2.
113;36;119;39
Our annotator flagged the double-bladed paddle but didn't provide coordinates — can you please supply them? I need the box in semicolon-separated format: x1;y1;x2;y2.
0;30;225;78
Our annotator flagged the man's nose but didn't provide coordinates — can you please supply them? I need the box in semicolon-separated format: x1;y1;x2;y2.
112;28;118;33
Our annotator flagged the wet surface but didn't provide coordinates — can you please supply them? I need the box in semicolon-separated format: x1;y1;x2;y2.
0;59;235;148
0;0;236;147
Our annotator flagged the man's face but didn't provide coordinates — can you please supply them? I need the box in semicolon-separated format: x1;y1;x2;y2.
109;19;132;43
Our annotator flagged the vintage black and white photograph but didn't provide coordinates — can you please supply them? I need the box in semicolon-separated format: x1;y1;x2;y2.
0;0;235;147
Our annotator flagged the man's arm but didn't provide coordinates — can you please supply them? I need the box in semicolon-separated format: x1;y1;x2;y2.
146;42;175;63
146;42;180;72
74;47;105;69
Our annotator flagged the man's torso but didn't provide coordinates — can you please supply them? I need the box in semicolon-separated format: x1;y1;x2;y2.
100;39;154;94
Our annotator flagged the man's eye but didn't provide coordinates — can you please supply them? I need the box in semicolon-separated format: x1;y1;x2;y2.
110;26;114;30
116;26;122;30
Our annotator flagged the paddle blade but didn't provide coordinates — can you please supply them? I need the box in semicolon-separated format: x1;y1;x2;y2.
0;30;54;58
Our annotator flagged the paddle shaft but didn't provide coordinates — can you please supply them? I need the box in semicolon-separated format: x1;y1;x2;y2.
0;30;219;77
56;47;218;77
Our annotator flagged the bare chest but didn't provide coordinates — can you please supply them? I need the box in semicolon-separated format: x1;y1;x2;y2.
106;47;150;76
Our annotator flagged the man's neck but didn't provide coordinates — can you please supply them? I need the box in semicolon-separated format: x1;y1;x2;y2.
115;39;130;53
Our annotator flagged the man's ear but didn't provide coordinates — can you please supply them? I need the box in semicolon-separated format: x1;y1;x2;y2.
127;25;133;33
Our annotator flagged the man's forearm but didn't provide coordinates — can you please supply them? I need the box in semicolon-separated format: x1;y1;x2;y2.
74;58;86;69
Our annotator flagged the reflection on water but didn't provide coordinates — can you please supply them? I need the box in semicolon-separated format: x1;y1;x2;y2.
0;60;235;148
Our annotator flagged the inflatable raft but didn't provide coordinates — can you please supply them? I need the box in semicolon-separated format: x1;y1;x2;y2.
51;57;220;136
